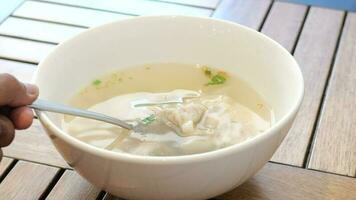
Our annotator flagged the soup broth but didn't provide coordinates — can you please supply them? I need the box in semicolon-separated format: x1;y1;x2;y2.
63;63;274;156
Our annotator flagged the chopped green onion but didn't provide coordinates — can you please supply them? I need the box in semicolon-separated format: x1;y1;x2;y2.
141;114;156;125
92;79;102;86
206;74;226;85
202;66;228;86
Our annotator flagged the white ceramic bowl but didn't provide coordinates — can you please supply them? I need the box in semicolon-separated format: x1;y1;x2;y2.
35;16;303;200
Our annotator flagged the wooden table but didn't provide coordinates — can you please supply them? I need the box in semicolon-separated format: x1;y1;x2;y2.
0;0;355;199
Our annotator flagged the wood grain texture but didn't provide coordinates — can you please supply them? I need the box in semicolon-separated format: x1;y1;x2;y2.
261;1;307;51
13;1;132;27
41;0;212;16
103;162;356;200
0;17;85;43
271;7;344;166
157;0;221;8
213;0;272;30
308;13;356;176
3;120;69;168
0;161;59;200
0;59;36;83
217;163;356;200
47;170;100;200
0;36;54;63
0;157;14;179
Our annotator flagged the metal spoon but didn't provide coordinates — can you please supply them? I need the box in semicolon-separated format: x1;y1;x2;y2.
29;99;183;134
132;90;200;107
29;99;136;130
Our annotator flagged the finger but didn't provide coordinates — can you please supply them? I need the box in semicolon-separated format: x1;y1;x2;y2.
0;73;39;107
10;107;34;130
0;115;15;147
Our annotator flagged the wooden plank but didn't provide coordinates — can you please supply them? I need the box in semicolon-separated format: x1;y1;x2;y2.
0;160;59;200
0;36;55;63
13;1;132;28
41;0;212;16
47;170;100;200
3;120;69;168
0;0;24;23
0;157;14;179
0;59;36;83
157;0;221;9
271;7;344;166
103;163;356;200
213;0;272;30
217;163;356;200
282;0;356;12
261;1;308;52
308;13;356;176
0;17;85;43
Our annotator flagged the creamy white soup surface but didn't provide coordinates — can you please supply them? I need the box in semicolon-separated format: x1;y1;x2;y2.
63;63;274;156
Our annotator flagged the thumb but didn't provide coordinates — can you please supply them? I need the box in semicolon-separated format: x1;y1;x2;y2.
0;73;39;107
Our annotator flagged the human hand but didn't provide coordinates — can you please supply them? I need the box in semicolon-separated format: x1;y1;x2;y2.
0;73;39;161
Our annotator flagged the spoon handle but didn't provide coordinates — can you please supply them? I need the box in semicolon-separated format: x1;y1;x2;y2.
29;99;133;130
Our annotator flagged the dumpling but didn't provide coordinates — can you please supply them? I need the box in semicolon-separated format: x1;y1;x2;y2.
160;102;207;136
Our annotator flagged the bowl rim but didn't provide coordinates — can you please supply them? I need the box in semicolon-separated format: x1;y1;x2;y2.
35;15;304;165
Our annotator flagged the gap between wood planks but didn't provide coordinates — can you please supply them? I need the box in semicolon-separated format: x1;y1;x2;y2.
0;159;18;183
290;6;310;54
0;56;38;65
303;11;348;168
257;0;274;31
0;33;58;45
39;169;65;200
11;15;89;29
